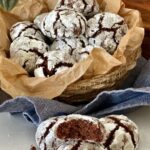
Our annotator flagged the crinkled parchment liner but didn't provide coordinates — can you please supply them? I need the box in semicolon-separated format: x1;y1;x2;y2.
0;0;144;100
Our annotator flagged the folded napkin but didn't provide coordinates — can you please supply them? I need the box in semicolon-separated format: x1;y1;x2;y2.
0;57;150;126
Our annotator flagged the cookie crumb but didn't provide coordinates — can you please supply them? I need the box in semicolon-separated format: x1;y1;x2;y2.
30;145;36;150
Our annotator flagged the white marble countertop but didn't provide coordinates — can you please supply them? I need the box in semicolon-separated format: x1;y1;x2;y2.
0;107;150;150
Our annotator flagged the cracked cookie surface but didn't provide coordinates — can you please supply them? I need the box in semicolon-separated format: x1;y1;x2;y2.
41;7;87;39
99;115;139;150
34;13;49;30
10;21;44;41
50;36;93;62
86;12;128;54
55;0;100;18
34;51;75;77
10;36;49;74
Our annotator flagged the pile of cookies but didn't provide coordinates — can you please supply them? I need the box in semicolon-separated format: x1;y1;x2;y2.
9;0;128;77
36;114;139;150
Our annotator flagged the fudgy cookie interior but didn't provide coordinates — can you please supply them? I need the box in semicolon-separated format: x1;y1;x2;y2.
56;119;104;142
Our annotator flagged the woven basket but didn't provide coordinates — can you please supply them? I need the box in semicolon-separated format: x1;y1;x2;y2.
58;48;141;103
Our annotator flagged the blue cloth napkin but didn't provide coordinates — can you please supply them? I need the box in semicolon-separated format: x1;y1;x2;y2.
0;58;150;126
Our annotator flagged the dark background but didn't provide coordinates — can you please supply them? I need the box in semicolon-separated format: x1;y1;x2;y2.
123;0;150;59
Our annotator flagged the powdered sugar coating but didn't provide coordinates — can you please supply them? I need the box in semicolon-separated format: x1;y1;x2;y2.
74;45;93;61
50;36;93;62
34;13;49;29
55;0;100;17
36;116;66;150
10;36;49;74
10;21;44;41
56;141;105;150
34;51;75;77
86;12;128;54
36;114;106;150
36;115;139;150
41;7;87;39
99;115;139;150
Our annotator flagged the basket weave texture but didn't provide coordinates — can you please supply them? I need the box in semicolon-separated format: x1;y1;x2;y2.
59;46;141;102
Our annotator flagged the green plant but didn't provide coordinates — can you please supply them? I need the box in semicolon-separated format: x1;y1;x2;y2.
0;0;18;11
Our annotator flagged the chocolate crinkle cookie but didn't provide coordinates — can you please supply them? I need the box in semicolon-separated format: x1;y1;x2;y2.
99;115;139;150
86;12;128;54
40;7;87;39
34;51;76;77
55;0;100;18
10;36;49;74
36;114;139;150
10;21;44;41
36;114;106;150
50;36;93;62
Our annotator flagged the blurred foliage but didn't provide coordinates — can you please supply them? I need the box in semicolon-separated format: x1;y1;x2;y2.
0;0;18;11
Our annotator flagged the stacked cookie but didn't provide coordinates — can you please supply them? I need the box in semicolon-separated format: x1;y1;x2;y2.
9;0;128;77
36;114;139;150
9;21;49;74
